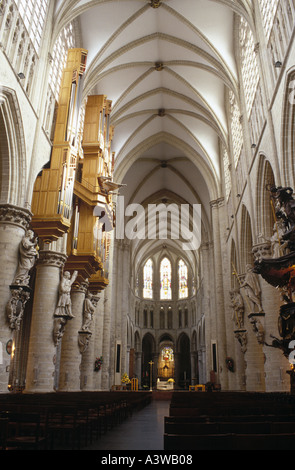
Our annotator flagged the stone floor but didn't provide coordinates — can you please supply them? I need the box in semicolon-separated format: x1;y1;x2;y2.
83;397;171;451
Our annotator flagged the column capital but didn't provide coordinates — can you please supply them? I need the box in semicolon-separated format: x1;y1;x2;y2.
0;204;32;230
37;250;67;269
72;280;89;295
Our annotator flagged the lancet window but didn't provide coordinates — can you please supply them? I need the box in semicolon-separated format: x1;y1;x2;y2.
143;258;153;299
258;0;279;40
160;257;172;300
239;17;260;117
49;22;76;101
15;0;49;53
229;91;243;168
178;259;188;299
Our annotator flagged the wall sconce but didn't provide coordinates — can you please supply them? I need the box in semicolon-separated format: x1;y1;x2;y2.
275;61;282;68
18;72;25;79
251;143;256;149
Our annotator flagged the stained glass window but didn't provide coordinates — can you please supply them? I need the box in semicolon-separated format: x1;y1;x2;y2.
178;259;188;299
160;257;172;300
161;347;174;363
143;259;153;299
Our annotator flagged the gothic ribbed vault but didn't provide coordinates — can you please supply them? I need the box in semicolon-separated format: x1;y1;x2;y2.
51;0;250;271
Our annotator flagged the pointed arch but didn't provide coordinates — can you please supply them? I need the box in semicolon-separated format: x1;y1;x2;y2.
282;67;295;188
256;155;276;238
0;87;26;207
230;239;239;290
240;205;254;270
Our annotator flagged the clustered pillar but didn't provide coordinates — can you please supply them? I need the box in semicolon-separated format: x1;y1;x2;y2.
25;249;67;393
0;204;32;391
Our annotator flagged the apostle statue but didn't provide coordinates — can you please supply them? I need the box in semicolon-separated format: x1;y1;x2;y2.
230;289;244;329
54;270;78;318
270;220;289;258
240;264;264;313
13;230;39;286
81;292;96;332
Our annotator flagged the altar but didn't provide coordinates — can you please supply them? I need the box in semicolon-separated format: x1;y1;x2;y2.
157;378;174;390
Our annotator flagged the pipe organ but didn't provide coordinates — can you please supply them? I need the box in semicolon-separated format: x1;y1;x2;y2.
31;49;115;292
31;48;88;241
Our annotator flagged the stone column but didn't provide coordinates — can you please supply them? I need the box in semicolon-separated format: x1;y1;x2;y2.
58;281;88;391
238;266;266;392
0;204;32;392
210;198;229;389
135;351;142;385
93;290;104;390
200;241;212;383
103;238;116;389
121;242;130;374
25;250;67;393
80;293;100;390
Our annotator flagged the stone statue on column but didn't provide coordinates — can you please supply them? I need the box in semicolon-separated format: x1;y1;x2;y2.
13;229;39;286
78;291;99;354
240;264;264;313
54;270;78;318
6;286;31;330
250;317;265;344
53;270;78;346
230;289;244;329
6;229;38;330
81;292;96;332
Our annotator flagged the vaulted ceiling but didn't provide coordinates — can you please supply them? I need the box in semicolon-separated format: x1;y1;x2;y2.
52;0;251;274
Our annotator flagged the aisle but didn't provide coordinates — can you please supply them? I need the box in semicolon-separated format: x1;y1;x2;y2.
83;399;170;450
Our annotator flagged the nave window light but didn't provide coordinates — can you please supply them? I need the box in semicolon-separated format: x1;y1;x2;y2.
239;16;260;118
229;91;243;168
48;22;76;101
258;0;280;40
160;257;172;300
143;258;153;299
178;259;188;299
15;0;49;53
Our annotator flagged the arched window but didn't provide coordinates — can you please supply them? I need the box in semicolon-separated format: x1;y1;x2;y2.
223;147;231;199
258;0;279;40
143;259;153;299
178;259;188;299
160;257;172;300
49;22;76;101
229;91;243;168
239;17;260;117
15;0;49;53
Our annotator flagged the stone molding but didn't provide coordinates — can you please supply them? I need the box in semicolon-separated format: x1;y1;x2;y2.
37;250;67;269
0;203;32;230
